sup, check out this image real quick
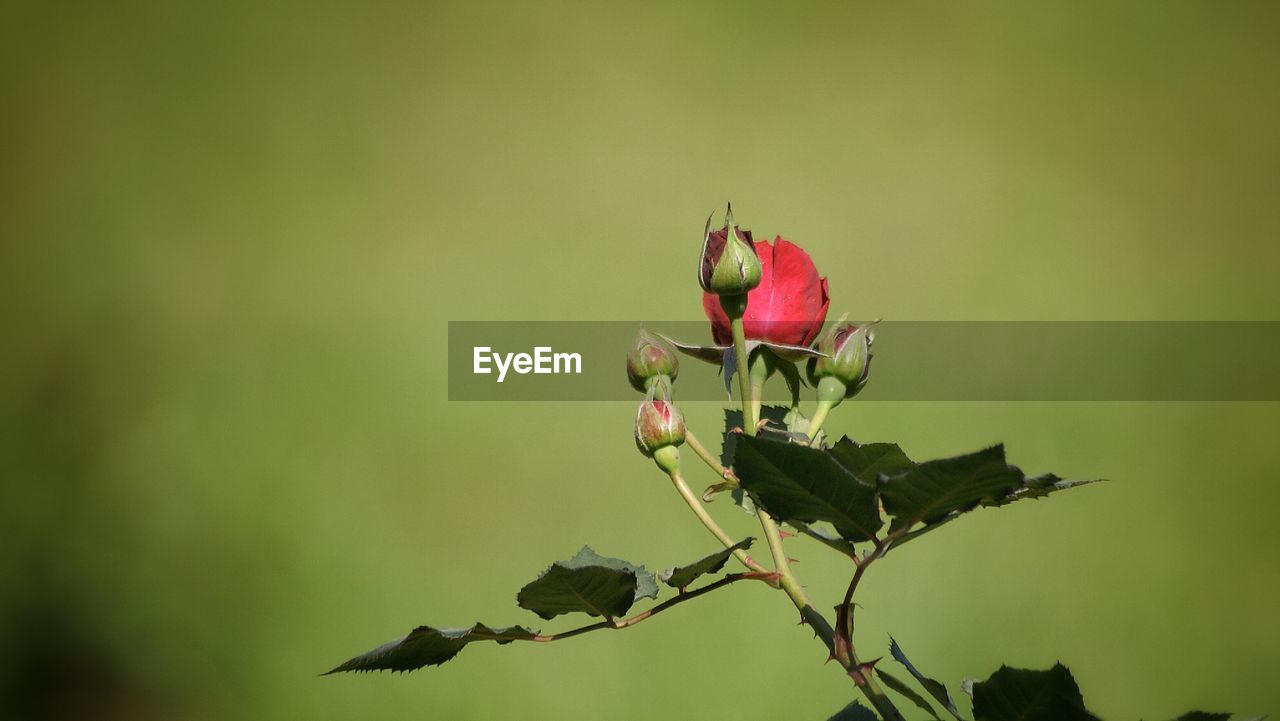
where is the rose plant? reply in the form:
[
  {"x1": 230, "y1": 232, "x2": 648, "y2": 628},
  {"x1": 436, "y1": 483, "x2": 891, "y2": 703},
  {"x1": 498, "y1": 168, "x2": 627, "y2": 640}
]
[{"x1": 327, "y1": 206, "x2": 1252, "y2": 721}]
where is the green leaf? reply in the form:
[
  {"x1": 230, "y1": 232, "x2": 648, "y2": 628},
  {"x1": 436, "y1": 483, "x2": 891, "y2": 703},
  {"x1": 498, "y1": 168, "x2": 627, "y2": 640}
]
[
  {"x1": 827, "y1": 700, "x2": 880, "y2": 721},
  {"x1": 829, "y1": 437, "x2": 915, "y2": 479},
  {"x1": 889, "y1": 637, "x2": 962, "y2": 719},
  {"x1": 1159, "y1": 715, "x2": 1233, "y2": 721},
  {"x1": 516, "y1": 546, "x2": 658, "y2": 620},
  {"x1": 659, "y1": 538, "x2": 754, "y2": 589},
  {"x1": 878, "y1": 668, "x2": 942, "y2": 720},
  {"x1": 881, "y1": 445, "x2": 1101, "y2": 540},
  {"x1": 325, "y1": 623, "x2": 535, "y2": 674},
  {"x1": 971, "y1": 664, "x2": 1101, "y2": 721},
  {"x1": 733, "y1": 434, "x2": 882, "y2": 542},
  {"x1": 722, "y1": 406, "x2": 792, "y2": 515}
]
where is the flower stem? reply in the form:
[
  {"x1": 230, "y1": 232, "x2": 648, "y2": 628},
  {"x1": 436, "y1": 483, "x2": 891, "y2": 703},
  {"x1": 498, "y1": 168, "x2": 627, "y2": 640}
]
[
  {"x1": 669, "y1": 470, "x2": 767, "y2": 574},
  {"x1": 807, "y1": 399, "x2": 834, "y2": 445},
  {"x1": 684, "y1": 429, "x2": 736, "y2": 483},
  {"x1": 727, "y1": 314, "x2": 903, "y2": 721},
  {"x1": 729, "y1": 316, "x2": 757, "y2": 431}
]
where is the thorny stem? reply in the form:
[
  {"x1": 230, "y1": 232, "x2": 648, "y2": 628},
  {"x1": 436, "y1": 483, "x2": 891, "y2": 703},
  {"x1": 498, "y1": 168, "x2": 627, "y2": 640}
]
[
  {"x1": 728, "y1": 312, "x2": 906, "y2": 721},
  {"x1": 668, "y1": 470, "x2": 768, "y2": 574}
]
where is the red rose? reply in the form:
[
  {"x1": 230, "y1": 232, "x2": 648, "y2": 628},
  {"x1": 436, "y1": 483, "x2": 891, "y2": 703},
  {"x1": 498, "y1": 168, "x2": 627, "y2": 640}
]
[{"x1": 701, "y1": 236, "x2": 829, "y2": 347}]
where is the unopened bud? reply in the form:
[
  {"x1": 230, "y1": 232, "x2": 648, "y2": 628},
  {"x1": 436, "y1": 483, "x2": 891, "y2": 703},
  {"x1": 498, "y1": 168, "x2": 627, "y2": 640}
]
[
  {"x1": 807, "y1": 323, "x2": 873, "y2": 403},
  {"x1": 634, "y1": 399, "x2": 686, "y2": 461},
  {"x1": 698, "y1": 204, "x2": 762, "y2": 297},
  {"x1": 626, "y1": 329, "x2": 679, "y2": 394}
]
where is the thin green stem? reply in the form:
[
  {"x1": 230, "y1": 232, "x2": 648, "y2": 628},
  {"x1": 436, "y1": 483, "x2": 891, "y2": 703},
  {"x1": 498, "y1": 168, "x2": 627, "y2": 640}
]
[
  {"x1": 807, "y1": 400, "x2": 834, "y2": 445},
  {"x1": 684, "y1": 429, "x2": 735, "y2": 483},
  {"x1": 749, "y1": 378, "x2": 765, "y2": 431},
  {"x1": 724, "y1": 314, "x2": 902, "y2": 721},
  {"x1": 730, "y1": 316, "x2": 757, "y2": 431},
  {"x1": 669, "y1": 471, "x2": 768, "y2": 574}
]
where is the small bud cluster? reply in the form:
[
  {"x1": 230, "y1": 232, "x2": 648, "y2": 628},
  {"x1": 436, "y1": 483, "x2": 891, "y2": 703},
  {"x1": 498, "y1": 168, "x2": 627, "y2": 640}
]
[
  {"x1": 629, "y1": 205, "x2": 874, "y2": 472},
  {"x1": 626, "y1": 328, "x2": 686, "y2": 472}
]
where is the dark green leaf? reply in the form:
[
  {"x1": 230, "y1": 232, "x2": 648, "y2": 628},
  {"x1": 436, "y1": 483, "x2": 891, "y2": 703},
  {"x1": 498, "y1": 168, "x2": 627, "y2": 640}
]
[
  {"x1": 881, "y1": 445, "x2": 1101, "y2": 540},
  {"x1": 829, "y1": 437, "x2": 915, "y2": 480},
  {"x1": 878, "y1": 668, "x2": 941, "y2": 720},
  {"x1": 1159, "y1": 714, "x2": 1232, "y2": 721},
  {"x1": 659, "y1": 538, "x2": 754, "y2": 589},
  {"x1": 721, "y1": 407, "x2": 793, "y2": 466},
  {"x1": 516, "y1": 546, "x2": 658, "y2": 620},
  {"x1": 971, "y1": 664, "x2": 1101, "y2": 721},
  {"x1": 890, "y1": 637, "x2": 962, "y2": 719},
  {"x1": 733, "y1": 434, "x2": 882, "y2": 542},
  {"x1": 982, "y1": 474, "x2": 1101, "y2": 508},
  {"x1": 325, "y1": 623, "x2": 534, "y2": 674},
  {"x1": 828, "y1": 700, "x2": 880, "y2": 721},
  {"x1": 881, "y1": 445, "x2": 1021, "y2": 533},
  {"x1": 722, "y1": 406, "x2": 791, "y2": 515}
]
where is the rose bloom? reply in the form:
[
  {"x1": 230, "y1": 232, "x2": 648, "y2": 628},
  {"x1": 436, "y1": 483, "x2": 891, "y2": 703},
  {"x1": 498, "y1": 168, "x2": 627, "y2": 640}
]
[{"x1": 702, "y1": 236, "x2": 829, "y2": 347}]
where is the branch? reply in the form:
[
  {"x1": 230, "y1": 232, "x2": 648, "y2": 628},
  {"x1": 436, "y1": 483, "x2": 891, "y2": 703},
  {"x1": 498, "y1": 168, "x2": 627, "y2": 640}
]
[{"x1": 520, "y1": 572, "x2": 773, "y2": 643}]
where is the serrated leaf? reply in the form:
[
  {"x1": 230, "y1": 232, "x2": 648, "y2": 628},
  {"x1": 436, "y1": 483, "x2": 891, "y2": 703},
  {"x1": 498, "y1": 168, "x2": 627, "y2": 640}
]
[
  {"x1": 516, "y1": 546, "x2": 658, "y2": 620},
  {"x1": 659, "y1": 538, "x2": 754, "y2": 589},
  {"x1": 733, "y1": 434, "x2": 882, "y2": 542},
  {"x1": 881, "y1": 445, "x2": 1021, "y2": 533},
  {"x1": 829, "y1": 437, "x2": 915, "y2": 479},
  {"x1": 325, "y1": 623, "x2": 535, "y2": 674},
  {"x1": 878, "y1": 668, "x2": 942, "y2": 720},
  {"x1": 881, "y1": 445, "x2": 1101, "y2": 540},
  {"x1": 971, "y1": 664, "x2": 1101, "y2": 721},
  {"x1": 722, "y1": 406, "x2": 792, "y2": 516},
  {"x1": 983, "y1": 474, "x2": 1102, "y2": 508},
  {"x1": 890, "y1": 637, "x2": 962, "y2": 719},
  {"x1": 828, "y1": 700, "x2": 880, "y2": 721}
]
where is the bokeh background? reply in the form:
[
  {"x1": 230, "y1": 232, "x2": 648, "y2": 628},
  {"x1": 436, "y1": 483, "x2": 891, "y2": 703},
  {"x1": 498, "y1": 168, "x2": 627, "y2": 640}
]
[{"x1": 3, "y1": 1, "x2": 1278, "y2": 719}]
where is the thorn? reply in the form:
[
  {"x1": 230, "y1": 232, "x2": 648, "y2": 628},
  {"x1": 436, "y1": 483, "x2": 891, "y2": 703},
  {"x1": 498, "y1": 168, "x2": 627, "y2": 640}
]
[
  {"x1": 824, "y1": 652, "x2": 836, "y2": 665},
  {"x1": 778, "y1": 529, "x2": 795, "y2": 539},
  {"x1": 787, "y1": 557, "x2": 800, "y2": 564}
]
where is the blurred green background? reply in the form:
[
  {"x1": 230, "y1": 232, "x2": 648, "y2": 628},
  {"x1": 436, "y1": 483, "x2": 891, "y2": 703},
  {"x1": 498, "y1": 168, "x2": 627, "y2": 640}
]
[{"x1": 3, "y1": 1, "x2": 1278, "y2": 719}]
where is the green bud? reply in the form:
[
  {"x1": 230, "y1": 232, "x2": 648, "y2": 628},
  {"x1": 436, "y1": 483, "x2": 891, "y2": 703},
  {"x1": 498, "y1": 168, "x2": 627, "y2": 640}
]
[
  {"x1": 698, "y1": 204, "x2": 762, "y2": 297},
  {"x1": 807, "y1": 323, "x2": 874, "y2": 401},
  {"x1": 626, "y1": 329, "x2": 679, "y2": 394},
  {"x1": 634, "y1": 399, "x2": 686, "y2": 459}
]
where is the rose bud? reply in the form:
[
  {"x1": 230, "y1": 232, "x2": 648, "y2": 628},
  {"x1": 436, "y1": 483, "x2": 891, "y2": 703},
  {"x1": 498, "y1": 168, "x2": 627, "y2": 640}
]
[
  {"x1": 702, "y1": 236, "x2": 829, "y2": 347},
  {"x1": 807, "y1": 322, "x2": 874, "y2": 405},
  {"x1": 698, "y1": 205, "x2": 763, "y2": 299},
  {"x1": 634, "y1": 399, "x2": 686, "y2": 473},
  {"x1": 626, "y1": 329, "x2": 679, "y2": 394}
]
